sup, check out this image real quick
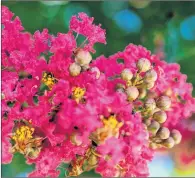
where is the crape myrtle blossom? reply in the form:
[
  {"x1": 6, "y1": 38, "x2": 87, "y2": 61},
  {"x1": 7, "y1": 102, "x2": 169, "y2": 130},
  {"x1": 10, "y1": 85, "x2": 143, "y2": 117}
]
[{"x1": 2, "y1": 6, "x2": 195, "y2": 177}]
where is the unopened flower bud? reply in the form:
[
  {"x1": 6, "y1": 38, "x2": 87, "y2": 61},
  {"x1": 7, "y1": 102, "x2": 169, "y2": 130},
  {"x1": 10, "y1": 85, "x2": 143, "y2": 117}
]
[
  {"x1": 75, "y1": 49, "x2": 92, "y2": 66},
  {"x1": 70, "y1": 133, "x2": 82, "y2": 146},
  {"x1": 144, "y1": 98, "x2": 156, "y2": 111},
  {"x1": 156, "y1": 96, "x2": 171, "y2": 110},
  {"x1": 75, "y1": 50, "x2": 92, "y2": 66},
  {"x1": 126, "y1": 86, "x2": 139, "y2": 101},
  {"x1": 153, "y1": 110, "x2": 167, "y2": 124},
  {"x1": 90, "y1": 67, "x2": 101, "y2": 79},
  {"x1": 170, "y1": 129, "x2": 182, "y2": 144},
  {"x1": 147, "y1": 120, "x2": 160, "y2": 135},
  {"x1": 144, "y1": 69, "x2": 158, "y2": 82},
  {"x1": 138, "y1": 88, "x2": 147, "y2": 99},
  {"x1": 69, "y1": 63, "x2": 81, "y2": 77},
  {"x1": 144, "y1": 81, "x2": 155, "y2": 89},
  {"x1": 162, "y1": 137, "x2": 175, "y2": 148},
  {"x1": 1, "y1": 93, "x2": 5, "y2": 100},
  {"x1": 143, "y1": 119, "x2": 151, "y2": 126},
  {"x1": 121, "y1": 69, "x2": 133, "y2": 81},
  {"x1": 137, "y1": 58, "x2": 151, "y2": 72},
  {"x1": 156, "y1": 127, "x2": 170, "y2": 139}
]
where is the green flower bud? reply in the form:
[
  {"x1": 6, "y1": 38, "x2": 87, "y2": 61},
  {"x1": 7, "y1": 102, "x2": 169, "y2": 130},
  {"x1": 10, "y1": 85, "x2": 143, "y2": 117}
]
[
  {"x1": 144, "y1": 69, "x2": 158, "y2": 82},
  {"x1": 1, "y1": 93, "x2": 5, "y2": 100},
  {"x1": 144, "y1": 81, "x2": 155, "y2": 89},
  {"x1": 126, "y1": 86, "x2": 139, "y2": 101},
  {"x1": 75, "y1": 50, "x2": 92, "y2": 66},
  {"x1": 138, "y1": 88, "x2": 147, "y2": 99},
  {"x1": 153, "y1": 110, "x2": 167, "y2": 124},
  {"x1": 170, "y1": 129, "x2": 182, "y2": 144},
  {"x1": 147, "y1": 120, "x2": 160, "y2": 135},
  {"x1": 144, "y1": 98, "x2": 156, "y2": 111},
  {"x1": 143, "y1": 119, "x2": 151, "y2": 126},
  {"x1": 162, "y1": 137, "x2": 175, "y2": 148},
  {"x1": 121, "y1": 69, "x2": 133, "y2": 81},
  {"x1": 69, "y1": 63, "x2": 81, "y2": 77},
  {"x1": 156, "y1": 127, "x2": 170, "y2": 139},
  {"x1": 156, "y1": 96, "x2": 171, "y2": 110},
  {"x1": 137, "y1": 58, "x2": 151, "y2": 72}
]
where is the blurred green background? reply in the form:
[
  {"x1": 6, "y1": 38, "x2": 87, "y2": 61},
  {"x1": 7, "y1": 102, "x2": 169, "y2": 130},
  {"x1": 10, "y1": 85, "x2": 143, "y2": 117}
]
[{"x1": 2, "y1": 0, "x2": 195, "y2": 177}]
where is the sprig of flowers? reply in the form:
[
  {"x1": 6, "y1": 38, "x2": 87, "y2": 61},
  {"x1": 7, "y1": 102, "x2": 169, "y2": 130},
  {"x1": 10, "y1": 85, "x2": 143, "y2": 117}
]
[{"x1": 2, "y1": 6, "x2": 195, "y2": 177}]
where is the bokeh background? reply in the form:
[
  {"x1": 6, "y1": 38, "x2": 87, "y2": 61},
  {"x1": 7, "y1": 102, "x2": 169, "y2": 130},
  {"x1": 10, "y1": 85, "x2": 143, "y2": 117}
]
[{"x1": 1, "y1": 1, "x2": 195, "y2": 177}]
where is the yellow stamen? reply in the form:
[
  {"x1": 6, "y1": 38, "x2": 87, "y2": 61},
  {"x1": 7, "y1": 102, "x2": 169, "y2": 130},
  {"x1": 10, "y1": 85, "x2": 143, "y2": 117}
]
[
  {"x1": 41, "y1": 72, "x2": 57, "y2": 90},
  {"x1": 90, "y1": 115, "x2": 123, "y2": 144},
  {"x1": 102, "y1": 115, "x2": 120, "y2": 129},
  {"x1": 72, "y1": 87, "x2": 86, "y2": 103},
  {"x1": 11, "y1": 124, "x2": 43, "y2": 159}
]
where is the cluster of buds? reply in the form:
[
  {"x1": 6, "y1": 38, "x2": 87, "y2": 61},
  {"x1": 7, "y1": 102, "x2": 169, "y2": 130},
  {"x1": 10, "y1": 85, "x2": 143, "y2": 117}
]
[
  {"x1": 143, "y1": 96, "x2": 182, "y2": 149},
  {"x1": 116, "y1": 58, "x2": 182, "y2": 150},
  {"x1": 118, "y1": 58, "x2": 157, "y2": 101},
  {"x1": 69, "y1": 49, "x2": 92, "y2": 77}
]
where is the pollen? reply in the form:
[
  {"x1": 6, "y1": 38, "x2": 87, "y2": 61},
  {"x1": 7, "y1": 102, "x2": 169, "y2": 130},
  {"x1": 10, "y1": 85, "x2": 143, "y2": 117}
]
[
  {"x1": 72, "y1": 87, "x2": 86, "y2": 103},
  {"x1": 11, "y1": 125, "x2": 34, "y2": 153},
  {"x1": 41, "y1": 72, "x2": 57, "y2": 90},
  {"x1": 90, "y1": 115, "x2": 123, "y2": 144},
  {"x1": 103, "y1": 115, "x2": 122, "y2": 129}
]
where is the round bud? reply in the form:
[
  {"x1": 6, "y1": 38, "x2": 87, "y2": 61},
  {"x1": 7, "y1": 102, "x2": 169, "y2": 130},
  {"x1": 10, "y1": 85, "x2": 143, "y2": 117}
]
[
  {"x1": 153, "y1": 110, "x2": 167, "y2": 124},
  {"x1": 90, "y1": 67, "x2": 101, "y2": 79},
  {"x1": 126, "y1": 86, "x2": 139, "y2": 101},
  {"x1": 144, "y1": 81, "x2": 155, "y2": 89},
  {"x1": 170, "y1": 129, "x2": 182, "y2": 144},
  {"x1": 1, "y1": 93, "x2": 5, "y2": 100},
  {"x1": 147, "y1": 120, "x2": 160, "y2": 136},
  {"x1": 137, "y1": 58, "x2": 151, "y2": 72},
  {"x1": 156, "y1": 127, "x2": 170, "y2": 139},
  {"x1": 121, "y1": 69, "x2": 133, "y2": 81},
  {"x1": 143, "y1": 119, "x2": 151, "y2": 126},
  {"x1": 70, "y1": 133, "x2": 82, "y2": 146},
  {"x1": 156, "y1": 96, "x2": 171, "y2": 110},
  {"x1": 163, "y1": 137, "x2": 175, "y2": 148},
  {"x1": 138, "y1": 88, "x2": 147, "y2": 99},
  {"x1": 144, "y1": 98, "x2": 156, "y2": 111},
  {"x1": 69, "y1": 63, "x2": 81, "y2": 77},
  {"x1": 75, "y1": 50, "x2": 92, "y2": 66},
  {"x1": 144, "y1": 69, "x2": 158, "y2": 82}
]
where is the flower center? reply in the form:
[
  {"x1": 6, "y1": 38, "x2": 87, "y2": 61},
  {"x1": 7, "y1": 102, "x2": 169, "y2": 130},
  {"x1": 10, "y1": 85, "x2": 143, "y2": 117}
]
[
  {"x1": 11, "y1": 124, "x2": 43, "y2": 159},
  {"x1": 12, "y1": 125, "x2": 34, "y2": 153},
  {"x1": 102, "y1": 115, "x2": 122, "y2": 129},
  {"x1": 41, "y1": 72, "x2": 57, "y2": 90},
  {"x1": 72, "y1": 87, "x2": 86, "y2": 103},
  {"x1": 90, "y1": 115, "x2": 123, "y2": 145}
]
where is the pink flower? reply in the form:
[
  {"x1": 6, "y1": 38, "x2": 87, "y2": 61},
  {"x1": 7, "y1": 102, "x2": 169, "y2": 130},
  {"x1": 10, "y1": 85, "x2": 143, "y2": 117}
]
[
  {"x1": 70, "y1": 12, "x2": 106, "y2": 53},
  {"x1": 2, "y1": 119, "x2": 14, "y2": 164}
]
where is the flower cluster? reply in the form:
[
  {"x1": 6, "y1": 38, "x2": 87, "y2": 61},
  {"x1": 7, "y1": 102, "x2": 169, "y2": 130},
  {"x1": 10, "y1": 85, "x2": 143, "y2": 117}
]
[{"x1": 2, "y1": 6, "x2": 195, "y2": 177}]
